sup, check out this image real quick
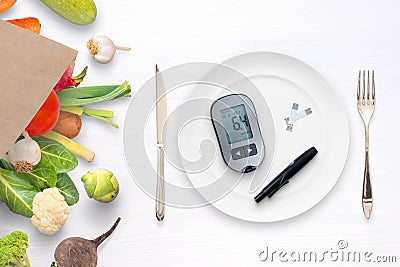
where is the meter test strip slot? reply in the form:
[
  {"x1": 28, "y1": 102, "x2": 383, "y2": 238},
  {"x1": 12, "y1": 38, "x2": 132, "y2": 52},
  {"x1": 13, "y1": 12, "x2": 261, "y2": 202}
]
[{"x1": 210, "y1": 94, "x2": 265, "y2": 173}]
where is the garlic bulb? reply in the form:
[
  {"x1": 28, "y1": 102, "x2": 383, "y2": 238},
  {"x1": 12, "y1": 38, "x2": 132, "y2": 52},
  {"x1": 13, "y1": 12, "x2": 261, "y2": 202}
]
[
  {"x1": 87, "y1": 35, "x2": 131, "y2": 64},
  {"x1": 8, "y1": 132, "x2": 41, "y2": 172}
]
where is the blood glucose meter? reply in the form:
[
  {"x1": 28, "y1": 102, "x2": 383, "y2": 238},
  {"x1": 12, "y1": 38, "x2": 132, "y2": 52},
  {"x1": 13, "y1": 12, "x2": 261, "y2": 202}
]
[{"x1": 210, "y1": 94, "x2": 265, "y2": 173}]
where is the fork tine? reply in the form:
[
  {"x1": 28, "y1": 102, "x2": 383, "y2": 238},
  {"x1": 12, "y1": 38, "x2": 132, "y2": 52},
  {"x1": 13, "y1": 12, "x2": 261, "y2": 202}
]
[
  {"x1": 372, "y1": 70, "x2": 375, "y2": 101},
  {"x1": 367, "y1": 70, "x2": 370, "y2": 100},
  {"x1": 357, "y1": 70, "x2": 361, "y2": 100},
  {"x1": 362, "y1": 70, "x2": 366, "y2": 100}
]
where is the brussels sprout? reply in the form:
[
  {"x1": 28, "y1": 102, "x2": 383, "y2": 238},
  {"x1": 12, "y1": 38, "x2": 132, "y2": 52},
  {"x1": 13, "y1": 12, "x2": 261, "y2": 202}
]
[{"x1": 81, "y1": 168, "x2": 119, "y2": 203}]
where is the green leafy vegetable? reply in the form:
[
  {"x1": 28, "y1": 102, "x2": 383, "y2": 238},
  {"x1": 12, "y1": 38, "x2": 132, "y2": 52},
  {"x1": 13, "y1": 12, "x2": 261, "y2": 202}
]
[
  {"x1": 0, "y1": 137, "x2": 80, "y2": 218},
  {"x1": 56, "y1": 173, "x2": 79, "y2": 206},
  {"x1": 0, "y1": 167, "x2": 78, "y2": 218},
  {"x1": 0, "y1": 158, "x2": 14, "y2": 171},
  {"x1": 0, "y1": 169, "x2": 38, "y2": 218},
  {"x1": 22, "y1": 162, "x2": 57, "y2": 190},
  {"x1": 34, "y1": 137, "x2": 78, "y2": 173}
]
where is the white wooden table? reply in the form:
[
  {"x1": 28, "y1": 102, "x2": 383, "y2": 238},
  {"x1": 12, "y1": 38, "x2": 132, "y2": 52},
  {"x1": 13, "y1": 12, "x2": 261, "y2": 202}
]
[{"x1": 0, "y1": 1, "x2": 399, "y2": 266}]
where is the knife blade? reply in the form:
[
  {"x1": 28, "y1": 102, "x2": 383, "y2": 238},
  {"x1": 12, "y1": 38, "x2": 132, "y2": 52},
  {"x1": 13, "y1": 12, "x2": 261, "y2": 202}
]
[{"x1": 155, "y1": 64, "x2": 166, "y2": 221}]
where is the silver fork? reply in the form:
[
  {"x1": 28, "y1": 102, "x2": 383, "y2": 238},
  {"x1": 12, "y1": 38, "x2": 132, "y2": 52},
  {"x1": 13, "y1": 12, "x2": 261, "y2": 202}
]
[{"x1": 357, "y1": 70, "x2": 375, "y2": 219}]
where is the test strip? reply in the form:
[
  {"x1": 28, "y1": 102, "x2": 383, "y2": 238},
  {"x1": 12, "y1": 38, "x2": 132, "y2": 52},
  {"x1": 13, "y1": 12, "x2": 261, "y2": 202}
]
[
  {"x1": 285, "y1": 105, "x2": 312, "y2": 132},
  {"x1": 295, "y1": 108, "x2": 312, "y2": 121},
  {"x1": 287, "y1": 103, "x2": 299, "y2": 125}
]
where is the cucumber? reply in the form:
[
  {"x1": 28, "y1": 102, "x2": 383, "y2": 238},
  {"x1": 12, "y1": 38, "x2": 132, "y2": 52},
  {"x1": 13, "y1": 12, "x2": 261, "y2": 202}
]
[{"x1": 40, "y1": 0, "x2": 97, "y2": 25}]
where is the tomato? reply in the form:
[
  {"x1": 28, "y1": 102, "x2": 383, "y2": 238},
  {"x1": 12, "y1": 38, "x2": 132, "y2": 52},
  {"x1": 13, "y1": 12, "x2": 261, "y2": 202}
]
[{"x1": 26, "y1": 90, "x2": 60, "y2": 136}]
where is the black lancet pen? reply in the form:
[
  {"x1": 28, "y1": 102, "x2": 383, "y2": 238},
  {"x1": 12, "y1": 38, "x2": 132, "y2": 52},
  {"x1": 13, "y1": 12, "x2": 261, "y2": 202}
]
[{"x1": 254, "y1": 147, "x2": 318, "y2": 203}]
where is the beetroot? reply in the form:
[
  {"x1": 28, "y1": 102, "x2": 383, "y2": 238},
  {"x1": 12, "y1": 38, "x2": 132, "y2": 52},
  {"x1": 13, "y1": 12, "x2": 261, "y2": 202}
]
[
  {"x1": 54, "y1": 66, "x2": 88, "y2": 93},
  {"x1": 53, "y1": 217, "x2": 121, "y2": 267}
]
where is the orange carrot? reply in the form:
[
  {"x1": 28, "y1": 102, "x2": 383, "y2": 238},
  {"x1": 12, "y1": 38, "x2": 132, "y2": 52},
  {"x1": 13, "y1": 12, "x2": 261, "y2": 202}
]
[
  {"x1": 6, "y1": 17, "x2": 41, "y2": 34},
  {"x1": 0, "y1": 0, "x2": 16, "y2": 14}
]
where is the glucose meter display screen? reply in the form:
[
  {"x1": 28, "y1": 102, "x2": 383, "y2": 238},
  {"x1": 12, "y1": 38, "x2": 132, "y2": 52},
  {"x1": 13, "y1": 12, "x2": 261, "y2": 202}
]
[{"x1": 220, "y1": 104, "x2": 253, "y2": 144}]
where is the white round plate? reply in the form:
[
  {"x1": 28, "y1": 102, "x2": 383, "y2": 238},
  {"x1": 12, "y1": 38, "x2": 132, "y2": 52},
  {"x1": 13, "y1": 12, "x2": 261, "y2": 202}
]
[{"x1": 178, "y1": 52, "x2": 349, "y2": 222}]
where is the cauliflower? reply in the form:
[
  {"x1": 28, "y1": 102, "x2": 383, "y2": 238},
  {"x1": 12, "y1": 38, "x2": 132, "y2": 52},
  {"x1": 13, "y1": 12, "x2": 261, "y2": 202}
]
[{"x1": 31, "y1": 188, "x2": 70, "y2": 235}]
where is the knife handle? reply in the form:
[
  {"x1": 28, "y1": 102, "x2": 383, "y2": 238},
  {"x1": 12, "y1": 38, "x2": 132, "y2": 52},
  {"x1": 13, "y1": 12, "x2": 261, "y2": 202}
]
[{"x1": 156, "y1": 146, "x2": 165, "y2": 221}]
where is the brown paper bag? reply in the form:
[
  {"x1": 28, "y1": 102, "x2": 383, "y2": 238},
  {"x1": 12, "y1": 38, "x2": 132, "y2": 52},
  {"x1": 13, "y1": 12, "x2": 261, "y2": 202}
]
[{"x1": 0, "y1": 20, "x2": 77, "y2": 156}]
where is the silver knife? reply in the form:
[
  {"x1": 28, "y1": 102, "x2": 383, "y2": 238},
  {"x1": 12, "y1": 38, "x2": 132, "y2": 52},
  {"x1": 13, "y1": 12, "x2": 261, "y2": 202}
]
[{"x1": 155, "y1": 64, "x2": 166, "y2": 221}]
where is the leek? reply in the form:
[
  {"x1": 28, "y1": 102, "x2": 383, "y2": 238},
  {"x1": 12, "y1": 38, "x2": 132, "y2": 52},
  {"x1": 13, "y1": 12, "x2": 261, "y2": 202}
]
[
  {"x1": 61, "y1": 106, "x2": 114, "y2": 118},
  {"x1": 60, "y1": 106, "x2": 117, "y2": 127},
  {"x1": 43, "y1": 131, "x2": 95, "y2": 162},
  {"x1": 60, "y1": 106, "x2": 84, "y2": 115},
  {"x1": 89, "y1": 114, "x2": 119, "y2": 128},
  {"x1": 82, "y1": 108, "x2": 114, "y2": 118},
  {"x1": 58, "y1": 85, "x2": 120, "y2": 99},
  {"x1": 58, "y1": 81, "x2": 131, "y2": 104},
  {"x1": 57, "y1": 81, "x2": 130, "y2": 129}
]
